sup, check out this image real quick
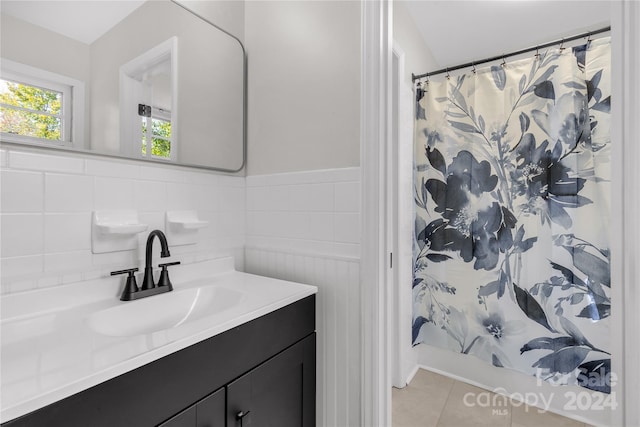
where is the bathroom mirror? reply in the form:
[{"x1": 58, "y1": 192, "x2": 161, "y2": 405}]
[{"x1": 0, "y1": 0, "x2": 245, "y2": 172}]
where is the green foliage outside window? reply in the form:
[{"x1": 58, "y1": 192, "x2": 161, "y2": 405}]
[
  {"x1": 0, "y1": 80, "x2": 62, "y2": 140},
  {"x1": 142, "y1": 117, "x2": 171, "y2": 158}
]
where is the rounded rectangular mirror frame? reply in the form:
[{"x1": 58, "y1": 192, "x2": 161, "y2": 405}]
[{"x1": 0, "y1": 0, "x2": 247, "y2": 173}]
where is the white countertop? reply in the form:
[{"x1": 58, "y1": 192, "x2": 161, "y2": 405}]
[{"x1": 0, "y1": 258, "x2": 317, "y2": 423}]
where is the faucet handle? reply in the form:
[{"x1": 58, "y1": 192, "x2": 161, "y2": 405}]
[
  {"x1": 110, "y1": 267, "x2": 139, "y2": 276},
  {"x1": 158, "y1": 261, "x2": 180, "y2": 269},
  {"x1": 157, "y1": 261, "x2": 180, "y2": 289},
  {"x1": 111, "y1": 268, "x2": 140, "y2": 301}
]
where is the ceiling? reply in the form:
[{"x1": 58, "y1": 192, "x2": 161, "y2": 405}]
[
  {"x1": 1, "y1": 1, "x2": 145, "y2": 45},
  {"x1": 404, "y1": 1, "x2": 612, "y2": 69},
  {"x1": 1, "y1": 0, "x2": 611, "y2": 64}
]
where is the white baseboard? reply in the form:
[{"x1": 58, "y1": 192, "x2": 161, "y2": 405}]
[{"x1": 414, "y1": 345, "x2": 611, "y2": 427}]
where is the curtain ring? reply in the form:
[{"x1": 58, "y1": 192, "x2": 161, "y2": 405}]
[
  {"x1": 501, "y1": 57, "x2": 506, "y2": 67},
  {"x1": 471, "y1": 62, "x2": 477, "y2": 74},
  {"x1": 535, "y1": 46, "x2": 540, "y2": 59},
  {"x1": 446, "y1": 68, "x2": 450, "y2": 80},
  {"x1": 560, "y1": 38, "x2": 565, "y2": 51},
  {"x1": 587, "y1": 32, "x2": 593, "y2": 43}
]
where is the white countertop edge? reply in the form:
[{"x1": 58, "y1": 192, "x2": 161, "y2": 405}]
[{"x1": 1, "y1": 286, "x2": 317, "y2": 423}]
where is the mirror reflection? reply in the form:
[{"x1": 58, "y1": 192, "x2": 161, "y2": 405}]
[{"x1": 0, "y1": 0, "x2": 245, "y2": 171}]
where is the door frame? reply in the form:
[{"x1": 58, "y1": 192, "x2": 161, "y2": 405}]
[
  {"x1": 610, "y1": 2, "x2": 640, "y2": 426},
  {"x1": 361, "y1": 1, "x2": 640, "y2": 426},
  {"x1": 360, "y1": 0, "x2": 392, "y2": 425}
]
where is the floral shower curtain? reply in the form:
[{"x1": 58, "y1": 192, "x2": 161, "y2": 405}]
[{"x1": 412, "y1": 38, "x2": 611, "y2": 392}]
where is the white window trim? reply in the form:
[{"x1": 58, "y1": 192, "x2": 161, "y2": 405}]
[
  {"x1": 119, "y1": 37, "x2": 178, "y2": 162},
  {"x1": 142, "y1": 111, "x2": 172, "y2": 160},
  {"x1": 0, "y1": 58, "x2": 85, "y2": 148}
]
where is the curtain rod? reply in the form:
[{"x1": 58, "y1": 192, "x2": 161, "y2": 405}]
[{"x1": 411, "y1": 26, "x2": 611, "y2": 82}]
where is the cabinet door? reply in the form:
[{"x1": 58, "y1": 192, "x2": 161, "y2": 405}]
[
  {"x1": 158, "y1": 387, "x2": 225, "y2": 427},
  {"x1": 226, "y1": 333, "x2": 315, "y2": 427},
  {"x1": 158, "y1": 406, "x2": 196, "y2": 427},
  {"x1": 196, "y1": 387, "x2": 225, "y2": 427}
]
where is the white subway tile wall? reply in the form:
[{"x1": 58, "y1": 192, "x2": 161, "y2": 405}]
[
  {"x1": 1, "y1": 156, "x2": 362, "y2": 427},
  {"x1": 0, "y1": 148, "x2": 246, "y2": 294},
  {"x1": 245, "y1": 248, "x2": 361, "y2": 427},
  {"x1": 245, "y1": 167, "x2": 361, "y2": 259},
  {"x1": 244, "y1": 167, "x2": 362, "y2": 427}
]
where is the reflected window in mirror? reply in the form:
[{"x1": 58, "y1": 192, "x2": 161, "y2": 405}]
[
  {"x1": 0, "y1": 0, "x2": 245, "y2": 172},
  {"x1": 120, "y1": 36, "x2": 177, "y2": 162},
  {"x1": 141, "y1": 106, "x2": 172, "y2": 159},
  {"x1": 0, "y1": 59, "x2": 84, "y2": 148}
]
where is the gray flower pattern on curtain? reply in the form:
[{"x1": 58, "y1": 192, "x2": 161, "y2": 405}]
[{"x1": 413, "y1": 38, "x2": 611, "y2": 393}]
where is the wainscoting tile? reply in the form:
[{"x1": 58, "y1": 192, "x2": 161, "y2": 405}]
[
  {"x1": 44, "y1": 213, "x2": 91, "y2": 253},
  {"x1": 94, "y1": 177, "x2": 136, "y2": 210},
  {"x1": 139, "y1": 165, "x2": 186, "y2": 183},
  {"x1": 332, "y1": 242, "x2": 360, "y2": 259},
  {"x1": 1, "y1": 170, "x2": 43, "y2": 213},
  {"x1": 9, "y1": 151, "x2": 84, "y2": 174},
  {"x1": 184, "y1": 170, "x2": 219, "y2": 186},
  {"x1": 134, "y1": 180, "x2": 167, "y2": 212},
  {"x1": 218, "y1": 185, "x2": 245, "y2": 212},
  {"x1": 288, "y1": 183, "x2": 334, "y2": 212},
  {"x1": 1, "y1": 255, "x2": 43, "y2": 279},
  {"x1": 305, "y1": 213, "x2": 334, "y2": 241},
  {"x1": 44, "y1": 251, "x2": 93, "y2": 273},
  {"x1": 0, "y1": 214, "x2": 43, "y2": 257},
  {"x1": 166, "y1": 182, "x2": 200, "y2": 211},
  {"x1": 45, "y1": 173, "x2": 93, "y2": 212},
  {"x1": 246, "y1": 167, "x2": 360, "y2": 187},
  {"x1": 86, "y1": 159, "x2": 140, "y2": 179},
  {"x1": 244, "y1": 246, "x2": 361, "y2": 427},
  {"x1": 334, "y1": 213, "x2": 360, "y2": 243},
  {"x1": 196, "y1": 184, "x2": 219, "y2": 212},
  {"x1": 217, "y1": 212, "x2": 245, "y2": 238},
  {"x1": 334, "y1": 181, "x2": 360, "y2": 212}
]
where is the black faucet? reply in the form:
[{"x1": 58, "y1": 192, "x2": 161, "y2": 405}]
[
  {"x1": 142, "y1": 230, "x2": 171, "y2": 290},
  {"x1": 111, "y1": 230, "x2": 180, "y2": 301}
]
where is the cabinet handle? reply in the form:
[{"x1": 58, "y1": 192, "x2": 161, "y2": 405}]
[{"x1": 236, "y1": 410, "x2": 250, "y2": 426}]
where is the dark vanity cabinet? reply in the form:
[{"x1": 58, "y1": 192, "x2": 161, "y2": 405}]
[
  {"x1": 159, "y1": 387, "x2": 225, "y2": 427},
  {"x1": 3, "y1": 296, "x2": 316, "y2": 427},
  {"x1": 226, "y1": 333, "x2": 315, "y2": 426},
  {"x1": 159, "y1": 334, "x2": 315, "y2": 427}
]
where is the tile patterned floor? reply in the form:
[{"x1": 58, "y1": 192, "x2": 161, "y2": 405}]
[{"x1": 392, "y1": 369, "x2": 590, "y2": 427}]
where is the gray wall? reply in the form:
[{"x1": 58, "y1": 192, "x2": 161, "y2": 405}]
[
  {"x1": 178, "y1": 0, "x2": 245, "y2": 45},
  {"x1": 0, "y1": 13, "x2": 92, "y2": 146},
  {"x1": 393, "y1": 1, "x2": 439, "y2": 86},
  {"x1": 89, "y1": 1, "x2": 244, "y2": 169},
  {"x1": 244, "y1": 0, "x2": 361, "y2": 176},
  {"x1": 0, "y1": 14, "x2": 91, "y2": 87}
]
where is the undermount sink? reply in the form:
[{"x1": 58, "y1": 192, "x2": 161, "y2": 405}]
[{"x1": 87, "y1": 286, "x2": 244, "y2": 337}]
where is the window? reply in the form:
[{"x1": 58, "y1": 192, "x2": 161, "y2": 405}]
[
  {"x1": 141, "y1": 106, "x2": 172, "y2": 159},
  {"x1": 120, "y1": 37, "x2": 177, "y2": 162},
  {"x1": 0, "y1": 59, "x2": 84, "y2": 147}
]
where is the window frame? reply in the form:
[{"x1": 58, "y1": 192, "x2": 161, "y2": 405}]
[
  {"x1": 0, "y1": 59, "x2": 85, "y2": 148},
  {"x1": 141, "y1": 106, "x2": 173, "y2": 160},
  {"x1": 119, "y1": 37, "x2": 178, "y2": 163}
]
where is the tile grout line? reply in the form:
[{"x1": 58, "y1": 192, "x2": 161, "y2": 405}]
[{"x1": 434, "y1": 378, "x2": 456, "y2": 427}]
